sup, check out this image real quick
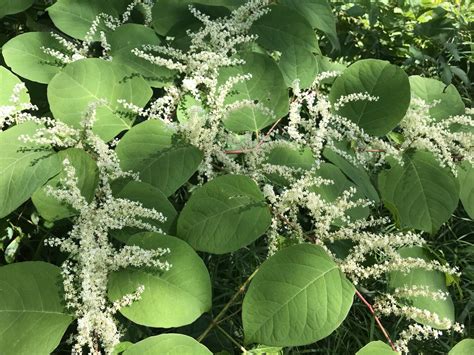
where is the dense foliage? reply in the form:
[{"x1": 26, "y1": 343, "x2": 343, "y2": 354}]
[{"x1": 0, "y1": 1, "x2": 472, "y2": 354}]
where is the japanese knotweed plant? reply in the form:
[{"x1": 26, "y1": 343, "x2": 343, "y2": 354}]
[{"x1": 0, "y1": 0, "x2": 472, "y2": 354}]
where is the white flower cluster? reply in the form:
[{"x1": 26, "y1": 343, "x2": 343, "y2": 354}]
[
  {"x1": 0, "y1": 83, "x2": 38, "y2": 129},
  {"x1": 398, "y1": 98, "x2": 474, "y2": 175}
]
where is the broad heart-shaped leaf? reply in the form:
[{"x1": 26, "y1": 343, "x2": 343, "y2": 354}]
[
  {"x1": 378, "y1": 150, "x2": 460, "y2": 234},
  {"x1": 32, "y1": 148, "x2": 99, "y2": 221},
  {"x1": 264, "y1": 145, "x2": 315, "y2": 186},
  {"x1": 242, "y1": 244, "x2": 355, "y2": 346},
  {"x1": 0, "y1": 262, "x2": 74, "y2": 354},
  {"x1": 310, "y1": 163, "x2": 370, "y2": 223},
  {"x1": 151, "y1": 0, "x2": 242, "y2": 36},
  {"x1": 47, "y1": 0, "x2": 130, "y2": 40},
  {"x1": 323, "y1": 145, "x2": 379, "y2": 203},
  {"x1": 2, "y1": 32, "x2": 64, "y2": 84},
  {"x1": 458, "y1": 161, "x2": 474, "y2": 219},
  {"x1": 48, "y1": 58, "x2": 152, "y2": 141},
  {"x1": 280, "y1": 0, "x2": 339, "y2": 51},
  {"x1": 409, "y1": 76, "x2": 465, "y2": 121},
  {"x1": 0, "y1": 66, "x2": 30, "y2": 106},
  {"x1": 177, "y1": 174, "x2": 272, "y2": 254},
  {"x1": 117, "y1": 121, "x2": 202, "y2": 196},
  {"x1": 0, "y1": 122, "x2": 61, "y2": 218},
  {"x1": 111, "y1": 181, "x2": 178, "y2": 242},
  {"x1": 449, "y1": 339, "x2": 474, "y2": 355},
  {"x1": 356, "y1": 341, "x2": 397, "y2": 355},
  {"x1": 389, "y1": 247, "x2": 455, "y2": 329},
  {"x1": 329, "y1": 59, "x2": 411, "y2": 136},
  {"x1": 123, "y1": 334, "x2": 212, "y2": 355},
  {"x1": 278, "y1": 46, "x2": 319, "y2": 89},
  {"x1": 251, "y1": 5, "x2": 320, "y2": 55},
  {"x1": 219, "y1": 52, "x2": 289, "y2": 132},
  {"x1": 109, "y1": 24, "x2": 176, "y2": 88},
  {"x1": 108, "y1": 233, "x2": 212, "y2": 328},
  {"x1": 0, "y1": 0, "x2": 34, "y2": 18}
]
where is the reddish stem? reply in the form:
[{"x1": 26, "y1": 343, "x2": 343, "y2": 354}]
[
  {"x1": 355, "y1": 289, "x2": 397, "y2": 352},
  {"x1": 224, "y1": 117, "x2": 283, "y2": 154}
]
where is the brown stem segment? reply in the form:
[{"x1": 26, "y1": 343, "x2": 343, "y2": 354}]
[{"x1": 355, "y1": 289, "x2": 397, "y2": 352}]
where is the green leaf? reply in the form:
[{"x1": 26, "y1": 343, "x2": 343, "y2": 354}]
[
  {"x1": 449, "y1": 339, "x2": 474, "y2": 355},
  {"x1": 278, "y1": 46, "x2": 318, "y2": 89},
  {"x1": 32, "y1": 148, "x2": 99, "y2": 221},
  {"x1": 378, "y1": 151, "x2": 459, "y2": 233},
  {"x1": 0, "y1": 261, "x2": 74, "y2": 354},
  {"x1": 389, "y1": 247, "x2": 455, "y2": 329},
  {"x1": 108, "y1": 233, "x2": 212, "y2": 328},
  {"x1": 310, "y1": 163, "x2": 370, "y2": 223},
  {"x1": 264, "y1": 146, "x2": 315, "y2": 186},
  {"x1": 458, "y1": 161, "x2": 474, "y2": 219},
  {"x1": 219, "y1": 52, "x2": 289, "y2": 132},
  {"x1": 0, "y1": 122, "x2": 61, "y2": 218},
  {"x1": 323, "y1": 146, "x2": 379, "y2": 203},
  {"x1": 112, "y1": 181, "x2": 178, "y2": 241},
  {"x1": 123, "y1": 334, "x2": 212, "y2": 355},
  {"x1": 117, "y1": 123, "x2": 202, "y2": 196},
  {"x1": 151, "y1": 0, "x2": 242, "y2": 36},
  {"x1": 0, "y1": 0, "x2": 34, "y2": 18},
  {"x1": 329, "y1": 59, "x2": 411, "y2": 136},
  {"x1": 356, "y1": 341, "x2": 397, "y2": 355},
  {"x1": 279, "y1": 0, "x2": 339, "y2": 51},
  {"x1": 178, "y1": 174, "x2": 272, "y2": 254},
  {"x1": 0, "y1": 66, "x2": 30, "y2": 106},
  {"x1": 48, "y1": 58, "x2": 152, "y2": 141},
  {"x1": 109, "y1": 24, "x2": 176, "y2": 88},
  {"x1": 251, "y1": 5, "x2": 320, "y2": 55},
  {"x1": 47, "y1": 0, "x2": 130, "y2": 40},
  {"x1": 409, "y1": 76, "x2": 465, "y2": 121},
  {"x1": 2, "y1": 32, "x2": 64, "y2": 84},
  {"x1": 242, "y1": 244, "x2": 354, "y2": 346}
]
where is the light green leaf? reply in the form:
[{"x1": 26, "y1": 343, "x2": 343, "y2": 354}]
[
  {"x1": 32, "y1": 148, "x2": 99, "y2": 221},
  {"x1": 0, "y1": 261, "x2": 74, "y2": 354},
  {"x1": 219, "y1": 52, "x2": 289, "y2": 132},
  {"x1": 48, "y1": 58, "x2": 152, "y2": 141},
  {"x1": 178, "y1": 174, "x2": 272, "y2": 254},
  {"x1": 2, "y1": 32, "x2": 64, "y2": 84},
  {"x1": 117, "y1": 123, "x2": 202, "y2": 196},
  {"x1": 47, "y1": 0, "x2": 130, "y2": 40},
  {"x1": 389, "y1": 247, "x2": 455, "y2": 329},
  {"x1": 264, "y1": 146, "x2": 315, "y2": 186},
  {"x1": 243, "y1": 244, "x2": 354, "y2": 346},
  {"x1": 278, "y1": 46, "x2": 318, "y2": 89},
  {"x1": 310, "y1": 163, "x2": 370, "y2": 223},
  {"x1": 378, "y1": 151, "x2": 459, "y2": 233},
  {"x1": 0, "y1": 0, "x2": 34, "y2": 18},
  {"x1": 409, "y1": 76, "x2": 465, "y2": 121},
  {"x1": 109, "y1": 24, "x2": 176, "y2": 88},
  {"x1": 356, "y1": 341, "x2": 397, "y2": 355},
  {"x1": 449, "y1": 339, "x2": 474, "y2": 355},
  {"x1": 0, "y1": 122, "x2": 61, "y2": 218},
  {"x1": 0, "y1": 66, "x2": 30, "y2": 106},
  {"x1": 323, "y1": 145, "x2": 379, "y2": 203},
  {"x1": 251, "y1": 5, "x2": 320, "y2": 55},
  {"x1": 329, "y1": 59, "x2": 411, "y2": 136},
  {"x1": 458, "y1": 161, "x2": 474, "y2": 219},
  {"x1": 280, "y1": 0, "x2": 339, "y2": 51},
  {"x1": 108, "y1": 233, "x2": 212, "y2": 328},
  {"x1": 123, "y1": 334, "x2": 212, "y2": 355},
  {"x1": 112, "y1": 181, "x2": 178, "y2": 241}
]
